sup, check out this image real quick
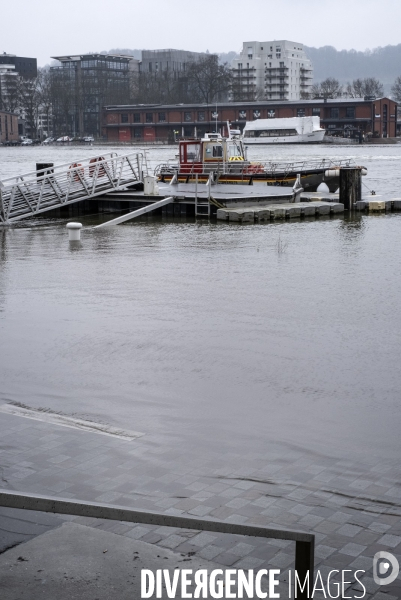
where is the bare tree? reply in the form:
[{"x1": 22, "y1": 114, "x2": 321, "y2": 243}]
[
  {"x1": 186, "y1": 55, "x2": 232, "y2": 104},
  {"x1": 36, "y1": 69, "x2": 53, "y2": 137},
  {"x1": 391, "y1": 76, "x2": 401, "y2": 101},
  {"x1": 19, "y1": 76, "x2": 42, "y2": 138},
  {"x1": 345, "y1": 77, "x2": 383, "y2": 98},
  {"x1": 311, "y1": 78, "x2": 343, "y2": 99}
]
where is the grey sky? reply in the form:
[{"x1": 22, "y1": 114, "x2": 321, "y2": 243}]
[{"x1": 2, "y1": 0, "x2": 400, "y2": 66}]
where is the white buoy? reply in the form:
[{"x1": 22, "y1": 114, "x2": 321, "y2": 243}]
[
  {"x1": 317, "y1": 182, "x2": 330, "y2": 193},
  {"x1": 66, "y1": 222, "x2": 82, "y2": 241}
]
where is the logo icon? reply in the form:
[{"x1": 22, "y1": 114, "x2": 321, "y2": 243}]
[{"x1": 373, "y1": 551, "x2": 399, "y2": 585}]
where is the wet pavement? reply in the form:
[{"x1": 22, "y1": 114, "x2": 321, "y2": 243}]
[{"x1": 0, "y1": 408, "x2": 400, "y2": 598}]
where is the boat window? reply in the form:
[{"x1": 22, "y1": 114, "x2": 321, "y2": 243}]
[
  {"x1": 250, "y1": 129, "x2": 298, "y2": 138},
  {"x1": 212, "y1": 145, "x2": 223, "y2": 157},
  {"x1": 186, "y1": 144, "x2": 201, "y2": 162},
  {"x1": 227, "y1": 143, "x2": 243, "y2": 157}
]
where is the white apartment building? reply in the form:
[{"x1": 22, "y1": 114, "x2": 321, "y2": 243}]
[{"x1": 231, "y1": 40, "x2": 313, "y2": 101}]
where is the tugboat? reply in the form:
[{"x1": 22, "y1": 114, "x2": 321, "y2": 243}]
[{"x1": 155, "y1": 131, "x2": 362, "y2": 192}]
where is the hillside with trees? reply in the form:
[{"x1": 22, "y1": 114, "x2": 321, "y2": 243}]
[{"x1": 304, "y1": 44, "x2": 401, "y2": 87}]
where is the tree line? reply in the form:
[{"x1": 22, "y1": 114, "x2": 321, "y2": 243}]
[{"x1": 300, "y1": 76, "x2": 401, "y2": 101}]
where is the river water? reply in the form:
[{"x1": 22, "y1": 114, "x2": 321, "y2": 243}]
[{"x1": 0, "y1": 143, "x2": 400, "y2": 516}]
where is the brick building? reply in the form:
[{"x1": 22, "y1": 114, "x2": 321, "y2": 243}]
[
  {"x1": 103, "y1": 97, "x2": 397, "y2": 142},
  {"x1": 0, "y1": 110, "x2": 19, "y2": 144}
]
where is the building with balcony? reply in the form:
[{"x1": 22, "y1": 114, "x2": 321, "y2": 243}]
[
  {"x1": 102, "y1": 97, "x2": 397, "y2": 142},
  {"x1": 231, "y1": 40, "x2": 313, "y2": 102},
  {"x1": 0, "y1": 53, "x2": 37, "y2": 79}
]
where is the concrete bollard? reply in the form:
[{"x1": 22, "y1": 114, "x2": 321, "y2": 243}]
[{"x1": 66, "y1": 222, "x2": 82, "y2": 241}]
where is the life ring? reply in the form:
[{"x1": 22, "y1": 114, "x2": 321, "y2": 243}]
[
  {"x1": 229, "y1": 156, "x2": 244, "y2": 161},
  {"x1": 68, "y1": 163, "x2": 84, "y2": 182},
  {"x1": 89, "y1": 156, "x2": 106, "y2": 177},
  {"x1": 245, "y1": 163, "x2": 264, "y2": 174}
]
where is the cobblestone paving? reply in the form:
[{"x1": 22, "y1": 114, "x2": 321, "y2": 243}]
[{"x1": 0, "y1": 411, "x2": 400, "y2": 599}]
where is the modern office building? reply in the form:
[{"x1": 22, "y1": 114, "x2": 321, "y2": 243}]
[
  {"x1": 231, "y1": 40, "x2": 313, "y2": 101},
  {"x1": 141, "y1": 49, "x2": 207, "y2": 76},
  {"x1": 0, "y1": 53, "x2": 37, "y2": 78},
  {"x1": 50, "y1": 53, "x2": 139, "y2": 136}
]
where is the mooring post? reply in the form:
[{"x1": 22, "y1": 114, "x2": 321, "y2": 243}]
[
  {"x1": 295, "y1": 538, "x2": 315, "y2": 600},
  {"x1": 339, "y1": 167, "x2": 362, "y2": 210}
]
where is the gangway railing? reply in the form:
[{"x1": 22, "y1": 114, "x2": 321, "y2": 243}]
[
  {"x1": 154, "y1": 157, "x2": 356, "y2": 179},
  {"x1": 0, "y1": 489, "x2": 315, "y2": 600},
  {"x1": 0, "y1": 152, "x2": 148, "y2": 225}
]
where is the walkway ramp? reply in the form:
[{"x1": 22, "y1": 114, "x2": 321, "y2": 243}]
[{"x1": 0, "y1": 152, "x2": 147, "y2": 225}]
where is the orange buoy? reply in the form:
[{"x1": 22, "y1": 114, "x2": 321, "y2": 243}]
[
  {"x1": 89, "y1": 156, "x2": 106, "y2": 177},
  {"x1": 68, "y1": 163, "x2": 84, "y2": 182}
]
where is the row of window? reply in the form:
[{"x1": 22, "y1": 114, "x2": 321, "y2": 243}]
[
  {"x1": 117, "y1": 106, "x2": 357, "y2": 124},
  {"x1": 246, "y1": 129, "x2": 298, "y2": 138}
]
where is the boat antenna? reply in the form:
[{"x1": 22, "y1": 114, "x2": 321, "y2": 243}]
[{"x1": 215, "y1": 102, "x2": 218, "y2": 133}]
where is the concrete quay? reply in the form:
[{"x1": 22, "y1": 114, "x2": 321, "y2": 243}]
[{"x1": 217, "y1": 202, "x2": 344, "y2": 223}]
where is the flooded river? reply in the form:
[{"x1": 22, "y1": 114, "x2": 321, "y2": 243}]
[{"x1": 0, "y1": 143, "x2": 400, "y2": 515}]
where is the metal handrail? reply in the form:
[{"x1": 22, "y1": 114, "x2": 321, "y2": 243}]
[
  {"x1": 0, "y1": 489, "x2": 314, "y2": 599},
  {"x1": 0, "y1": 152, "x2": 148, "y2": 225}
]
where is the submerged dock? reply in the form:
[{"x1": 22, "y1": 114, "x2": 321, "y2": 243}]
[{"x1": 216, "y1": 201, "x2": 344, "y2": 222}]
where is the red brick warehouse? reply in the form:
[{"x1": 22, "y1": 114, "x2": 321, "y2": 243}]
[{"x1": 102, "y1": 97, "x2": 397, "y2": 142}]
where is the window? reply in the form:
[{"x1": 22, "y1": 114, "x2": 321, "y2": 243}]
[
  {"x1": 184, "y1": 112, "x2": 192, "y2": 122},
  {"x1": 133, "y1": 113, "x2": 140, "y2": 123},
  {"x1": 186, "y1": 143, "x2": 201, "y2": 162},
  {"x1": 312, "y1": 108, "x2": 321, "y2": 116},
  {"x1": 158, "y1": 112, "x2": 166, "y2": 122},
  {"x1": 297, "y1": 108, "x2": 305, "y2": 117},
  {"x1": 133, "y1": 128, "x2": 142, "y2": 138},
  {"x1": 212, "y1": 145, "x2": 223, "y2": 157},
  {"x1": 145, "y1": 113, "x2": 153, "y2": 123},
  {"x1": 121, "y1": 114, "x2": 128, "y2": 123},
  {"x1": 330, "y1": 108, "x2": 339, "y2": 119},
  {"x1": 197, "y1": 111, "x2": 205, "y2": 121},
  {"x1": 346, "y1": 107, "x2": 355, "y2": 119}
]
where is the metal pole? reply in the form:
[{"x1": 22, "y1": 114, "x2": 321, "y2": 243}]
[{"x1": 295, "y1": 539, "x2": 315, "y2": 600}]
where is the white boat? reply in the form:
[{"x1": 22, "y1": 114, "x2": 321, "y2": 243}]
[{"x1": 243, "y1": 116, "x2": 325, "y2": 144}]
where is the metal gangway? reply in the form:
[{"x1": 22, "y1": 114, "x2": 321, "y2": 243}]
[{"x1": 0, "y1": 152, "x2": 148, "y2": 225}]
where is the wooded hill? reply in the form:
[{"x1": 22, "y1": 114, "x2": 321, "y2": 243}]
[{"x1": 304, "y1": 44, "x2": 401, "y2": 85}]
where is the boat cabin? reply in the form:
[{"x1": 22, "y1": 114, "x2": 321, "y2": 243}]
[{"x1": 179, "y1": 133, "x2": 246, "y2": 174}]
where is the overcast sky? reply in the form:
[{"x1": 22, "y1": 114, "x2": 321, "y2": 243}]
[{"x1": 2, "y1": 0, "x2": 400, "y2": 66}]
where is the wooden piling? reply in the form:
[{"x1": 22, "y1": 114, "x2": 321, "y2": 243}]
[{"x1": 339, "y1": 168, "x2": 362, "y2": 210}]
